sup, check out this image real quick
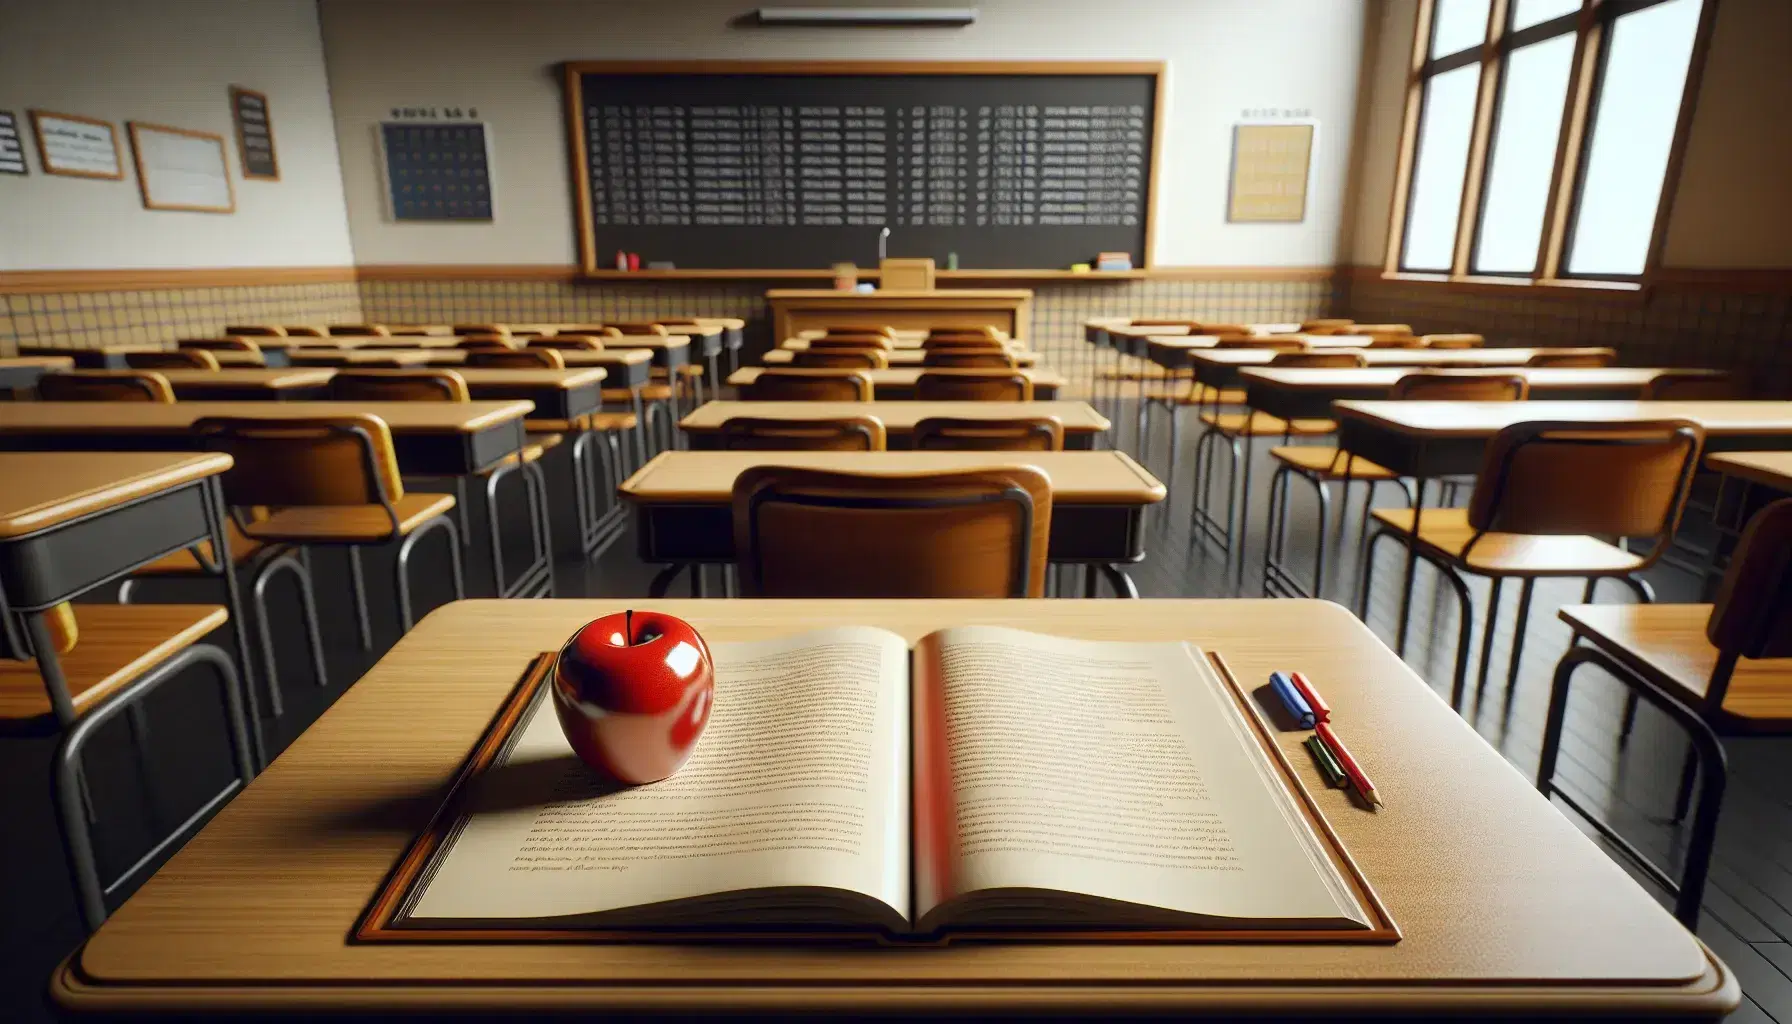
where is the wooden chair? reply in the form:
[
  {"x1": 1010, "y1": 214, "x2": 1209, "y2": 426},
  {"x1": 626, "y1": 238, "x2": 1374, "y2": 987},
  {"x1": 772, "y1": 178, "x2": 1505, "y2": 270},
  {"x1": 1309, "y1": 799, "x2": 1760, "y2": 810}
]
[
  {"x1": 823, "y1": 324, "x2": 895, "y2": 339},
  {"x1": 732, "y1": 466, "x2": 1052, "y2": 598},
  {"x1": 1526, "y1": 348, "x2": 1615, "y2": 367},
  {"x1": 457, "y1": 335, "x2": 517, "y2": 351},
  {"x1": 330, "y1": 324, "x2": 390, "y2": 337},
  {"x1": 0, "y1": 598, "x2": 254, "y2": 931},
  {"x1": 914, "y1": 370, "x2": 1032, "y2": 402},
  {"x1": 1215, "y1": 336, "x2": 1306, "y2": 352},
  {"x1": 1300, "y1": 318, "x2": 1355, "y2": 333},
  {"x1": 793, "y1": 348, "x2": 889, "y2": 369},
  {"x1": 1643, "y1": 371, "x2": 1736, "y2": 400},
  {"x1": 811, "y1": 334, "x2": 894, "y2": 351},
  {"x1": 914, "y1": 416, "x2": 1063, "y2": 451},
  {"x1": 466, "y1": 347, "x2": 564, "y2": 369},
  {"x1": 528, "y1": 336, "x2": 606, "y2": 352},
  {"x1": 1129, "y1": 318, "x2": 1202, "y2": 329},
  {"x1": 719, "y1": 416, "x2": 886, "y2": 451},
  {"x1": 1538, "y1": 497, "x2": 1792, "y2": 929},
  {"x1": 1353, "y1": 323, "x2": 1413, "y2": 336},
  {"x1": 1364, "y1": 334, "x2": 1426, "y2": 349},
  {"x1": 179, "y1": 337, "x2": 259, "y2": 353},
  {"x1": 922, "y1": 350, "x2": 1017, "y2": 369},
  {"x1": 282, "y1": 326, "x2": 328, "y2": 337},
  {"x1": 125, "y1": 349, "x2": 221, "y2": 371},
  {"x1": 453, "y1": 324, "x2": 510, "y2": 336},
  {"x1": 38, "y1": 371, "x2": 174, "y2": 403},
  {"x1": 1269, "y1": 351, "x2": 1367, "y2": 369},
  {"x1": 326, "y1": 370, "x2": 555, "y2": 599},
  {"x1": 605, "y1": 322, "x2": 669, "y2": 336},
  {"x1": 222, "y1": 325, "x2": 285, "y2": 336},
  {"x1": 1422, "y1": 333, "x2": 1485, "y2": 349},
  {"x1": 921, "y1": 336, "x2": 1008, "y2": 351},
  {"x1": 927, "y1": 325, "x2": 1000, "y2": 341},
  {"x1": 747, "y1": 369, "x2": 874, "y2": 402},
  {"x1": 1360, "y1": 419, "x2": 1704, "y2": 712},
  {"x1": 192, "y1": 414, "x2": 465, "y2": 640},
  {"x1": 1392, "y1": 371, "x2": 1531, "y2": 401}
]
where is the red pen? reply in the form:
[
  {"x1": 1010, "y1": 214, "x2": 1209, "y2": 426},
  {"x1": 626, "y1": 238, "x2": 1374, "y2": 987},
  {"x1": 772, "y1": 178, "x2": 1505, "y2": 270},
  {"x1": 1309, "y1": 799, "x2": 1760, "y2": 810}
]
[
  {"x1": 1289, "y1": 671, "x2": 1331, "y2": 722},
  {"x1": 1316, "y1": 722, "x2": 1381, "y2": 808}
]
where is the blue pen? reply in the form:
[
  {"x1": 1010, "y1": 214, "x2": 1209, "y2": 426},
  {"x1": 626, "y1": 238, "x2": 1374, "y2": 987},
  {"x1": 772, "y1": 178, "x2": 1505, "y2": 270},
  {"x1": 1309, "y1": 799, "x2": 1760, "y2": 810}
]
[{"x1": 1270, "y1": 671, "x2": 1316, "y2": 728}]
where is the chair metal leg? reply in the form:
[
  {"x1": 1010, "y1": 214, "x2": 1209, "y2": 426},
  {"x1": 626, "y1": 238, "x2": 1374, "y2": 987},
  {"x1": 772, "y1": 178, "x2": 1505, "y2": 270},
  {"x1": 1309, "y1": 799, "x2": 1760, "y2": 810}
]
[
  {"x1": 452, "y1": 477, "x2": 471, "y2": 548},
  {"x1": 252, "y1": 550, "x2": 328, "y2": 700},
  {"x1": 1395, "y1": 480, "x2": 1428, "y2": 657},
  {"x1": 1165, "y1": 404, "x2": 1182, "y2": 492},
  {"x1": 1422, "y1": 554, "x2": 1476, "y2": 712},
  {"x1": 1502, "y1": 577, "x2": 1536, "y2": 701},
  {"x1": 396, "y1": 516, "x2": 465, "y2": 634},
  {"x1": 1617, "y1": 572, "x2": 1657, "y2": 740},
  {"x1": 648, "y1": 563, "x2": 685, "y2": 598},
  {"x1": 1234, "y1": 431, "x2": 1255, "y2": 595},
  {"x1": 1475, "y1": 577, "x2": 1505, "y2": 707},
  {"x1": 346, "y1": 546, "x2": 374, "y2": 650},
  {"x1": 1100, "y1": 564, "x2": 1141, "y2": 599},
  {"x1": 1357, "y1": 525, "x2": 1390, "y2": 620}
]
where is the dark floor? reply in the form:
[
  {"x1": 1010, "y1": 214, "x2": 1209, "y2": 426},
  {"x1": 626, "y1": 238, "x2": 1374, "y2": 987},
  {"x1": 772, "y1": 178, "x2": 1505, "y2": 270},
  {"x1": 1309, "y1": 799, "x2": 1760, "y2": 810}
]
[{"x1": 4, "y1": 403, "x2": 1790, "y2": 1021}]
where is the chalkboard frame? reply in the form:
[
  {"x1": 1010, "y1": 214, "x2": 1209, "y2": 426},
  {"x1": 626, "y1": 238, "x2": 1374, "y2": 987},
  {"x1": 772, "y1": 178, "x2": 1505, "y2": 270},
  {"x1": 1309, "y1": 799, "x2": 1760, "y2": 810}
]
[{"x1": 560, "y1": 60, "x2": 1166, "y2": 278}]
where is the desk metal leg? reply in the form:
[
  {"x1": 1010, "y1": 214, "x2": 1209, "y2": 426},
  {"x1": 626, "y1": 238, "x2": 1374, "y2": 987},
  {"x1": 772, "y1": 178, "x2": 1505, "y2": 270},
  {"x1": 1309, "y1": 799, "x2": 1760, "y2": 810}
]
[
  {"x1": 648, "y1": 564, "x2": 684, "y2": 598},
  {"x1": 1395, "y1": 479, "x2": 1426, "y2": 657},
  {"x1": 205, "y1": 478, "x2": 265, "y2": 770},
  {"x1": 1100, "y1": 564, "x2": 1140, "y2": 599},
  {"x1": 1234, "y1": 431, "x2": 1255, "y2": 595},
  {"x1": 631, "y1": 388, "x2": 649, "y2": 467}
]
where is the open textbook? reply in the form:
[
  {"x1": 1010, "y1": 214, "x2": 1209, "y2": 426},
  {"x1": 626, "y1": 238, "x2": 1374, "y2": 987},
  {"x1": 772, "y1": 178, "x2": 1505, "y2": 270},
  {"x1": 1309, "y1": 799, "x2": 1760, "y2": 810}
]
[{"x1": 390, "y1": 626, "x2": 1374, "y2": 936}]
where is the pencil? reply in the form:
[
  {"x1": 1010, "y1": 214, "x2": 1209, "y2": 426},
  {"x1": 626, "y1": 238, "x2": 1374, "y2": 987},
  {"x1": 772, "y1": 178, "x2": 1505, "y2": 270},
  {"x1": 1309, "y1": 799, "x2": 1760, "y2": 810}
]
[
  {"x1": 1289, "y1": 671, "x2": 1331, "y2": 723},
  {"x1": 1303, "y1": 735, "x2": 1347, "y2": 788},
  {"x1": 1316, "y1": 721, "x2": 1381, "y2": 808}
]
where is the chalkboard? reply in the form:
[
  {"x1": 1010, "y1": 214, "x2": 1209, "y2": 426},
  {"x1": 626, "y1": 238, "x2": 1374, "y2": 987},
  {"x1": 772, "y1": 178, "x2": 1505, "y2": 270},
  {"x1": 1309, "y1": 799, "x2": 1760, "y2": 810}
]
[
  {"x1": 564, "y1": 62, "x2": 1162, "y2": 274},
  {"x1": 381, "y1": 121, "x2": 493, "y2": 221}
]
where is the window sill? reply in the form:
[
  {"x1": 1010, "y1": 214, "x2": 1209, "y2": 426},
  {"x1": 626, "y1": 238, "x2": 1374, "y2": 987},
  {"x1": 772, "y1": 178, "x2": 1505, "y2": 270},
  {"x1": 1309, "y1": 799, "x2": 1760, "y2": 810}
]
[{"x1": 1374, "y1": 271, "x2": 1645, "y2": 301}]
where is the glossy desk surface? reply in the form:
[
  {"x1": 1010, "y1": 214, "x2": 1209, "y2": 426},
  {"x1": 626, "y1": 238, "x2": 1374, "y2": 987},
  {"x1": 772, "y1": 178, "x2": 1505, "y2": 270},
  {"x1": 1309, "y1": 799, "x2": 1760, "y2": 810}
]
[
  {"x1": 1187, "y1": 347, "x2": 1602, "y2": 369},
  {"x1": 763, "y1": 347, "x2": 1038, "y2": 366},
  {"x1": 1241, "y1": 367, "x2": 1722, "y2": 391},
  {"x1": 153, "y1": 368, "x2": 336, "y2": 392},
  {"x1": 681, "y1": 400, "x2": 1110, "y2": 435},
  {"x1": 1704, "y1": 451, "x2": 1792, "y2": 490},
  {"x1": 0, "y1": 451, "x2": 232, "y2": 539},
  {"x1": 1334, "y1": 400, "x2": 1792, "y2": 438},
  {"x1": 729, "y1": 366, "x2": 1066, "y2": 391},
  {"x1": 0, "y1": 400, "x2": 535, "y2": 435},
  {"x1": 52, "y1": 598, "x2": 1733, "y2": 1018}
]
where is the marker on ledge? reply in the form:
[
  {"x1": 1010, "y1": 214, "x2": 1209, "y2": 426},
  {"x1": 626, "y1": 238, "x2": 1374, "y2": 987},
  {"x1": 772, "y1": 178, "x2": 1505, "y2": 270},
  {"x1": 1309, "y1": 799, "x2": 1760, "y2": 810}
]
[{"x1": 1270, "y1": 671, "x2": 1316, "y2": 728}]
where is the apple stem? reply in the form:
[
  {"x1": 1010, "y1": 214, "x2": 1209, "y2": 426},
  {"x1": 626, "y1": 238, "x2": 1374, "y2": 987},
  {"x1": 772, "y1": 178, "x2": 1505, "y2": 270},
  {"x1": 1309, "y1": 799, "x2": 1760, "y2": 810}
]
[{"x1": 624, "y1": 609, "x2": 633, "y2": 646}]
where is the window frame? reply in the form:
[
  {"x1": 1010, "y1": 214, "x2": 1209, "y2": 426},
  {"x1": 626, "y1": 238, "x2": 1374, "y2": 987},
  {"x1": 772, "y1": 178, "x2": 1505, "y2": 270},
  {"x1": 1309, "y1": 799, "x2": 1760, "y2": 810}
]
[{"x1": 1383, "y1": 0, "x2": 1719, "y2": 292}]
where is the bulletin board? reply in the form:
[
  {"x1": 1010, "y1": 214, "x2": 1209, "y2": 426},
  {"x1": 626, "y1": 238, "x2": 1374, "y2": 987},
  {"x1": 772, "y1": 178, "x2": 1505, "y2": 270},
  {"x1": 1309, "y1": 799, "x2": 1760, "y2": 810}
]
[
  {"x1": 30, "y1": 110, "x2": 123, "y2": 179},
  {"x1": 230, "y1": 86, "x2": 279, "y2": 180},
  {"x1": 380, "y1": 121, "x2": 494, "y2": 221},
  {"x1": 0, "y1": 111, "x2": 26, "y2": 175},
  {"x1": 128, "y1": 122, "x2": 236, "y2": 213},
  {"x1": 1227, "y1": 123, "x2": 1314, "y2": 223}
]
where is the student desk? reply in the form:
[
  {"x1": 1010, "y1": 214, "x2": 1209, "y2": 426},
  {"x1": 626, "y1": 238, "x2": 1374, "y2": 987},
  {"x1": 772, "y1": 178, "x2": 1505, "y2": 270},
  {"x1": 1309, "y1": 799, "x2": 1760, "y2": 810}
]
[
  {"x1": 0, "y1": 355, "x2": 73, "y2": 396},
  {"x1": 19, "y1": 344, "x2": 163, "y2": 370},
  {"x1": 0, "y1": 401, "x2": 535, "y2": 477},
  {"x1": 681, "y1": 400, "x2": 1109, "y2": 449},
  {"x1": 287, "y1": 349, "x2": 442, "y2": 367},
  {"x1": 762, "y1": 347, "x2": 1040, "y2": 367},
  {"x1": 154, "y1": 368, "x2": 337, "y2": 401},
  {"x1": 1705, "y1": 451, "x2": 1792, "y2": 493},
  {"x1": 767, "y1": 287, "x2": 1033, "y2": 342},
  {"x1": 781, "y1": 335, "x2": 1024, "y2": 352},
  {"x1": 0, "y1": 451, "x2": 263, "y2": 766},
  {"x1": 1177, "y1": 347, "x2": 1614, "y2": 391},
  {"x1": 1083, "y1": 319, "x2": 1302, "y2": 349},
  {"x1": 200, "y1": 349, "x2": 270, "y2": 368},
  {"x1": 236, "y1": 367, "x2": 609, "y2": 421},
  {"x1": 727, "y1": 366, "x2": 1065, "y2": 400},
  {"x1": 597, "y1": 334, "x2": 694, "y2": 374},
  {"x1": 620, "y1": 451, "x2": 1165, "y2": 598},
  {"x1": 1242, "y1": 367, "x2": 1727, "y2": 420},
  {"x1": 388, "y1": 347, "x2": 656, "y2": 386},
  {"x1": 50, "y1": 597, "x2": 1737, "y2": 1020}
]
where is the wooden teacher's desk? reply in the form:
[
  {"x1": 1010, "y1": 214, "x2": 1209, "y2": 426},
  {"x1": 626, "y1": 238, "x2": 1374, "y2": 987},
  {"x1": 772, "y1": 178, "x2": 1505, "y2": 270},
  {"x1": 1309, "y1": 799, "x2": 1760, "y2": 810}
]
[
  {"x1": 621, "y1": 451, "x2": 1164, "y2": 597},
  {"x1": 1242, "y1": 367, "x2": 1727, "y2": 421},
  {"x1": 728, "y1": 366, "x2": 1065, "y2": 400},
  {"x1": 681, "y1": 400, "x2": 1110, "y2": 449},
  {"x1": 53, "y1": 598, "x2": 1735, "y2": 1019},
  {"x1": 767, "y1": 288, "x2": 1033, "y2": 342}
]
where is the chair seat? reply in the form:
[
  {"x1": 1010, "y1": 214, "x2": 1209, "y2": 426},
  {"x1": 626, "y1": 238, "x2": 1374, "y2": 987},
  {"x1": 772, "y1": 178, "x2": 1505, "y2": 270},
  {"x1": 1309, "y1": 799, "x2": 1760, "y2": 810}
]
[
  {"x1": 483, "y1": 442, "x2": 553, "y2": 475},
  {"x1": 529, "y1": 414, "x2": 640, "y2": 432},
  {"x1": 652, "y1": 364, "x2": 705, "y2": 378},
  {"x1": 1370, "y1": 507, "x2": 1647, "y2": 576},
  {"x1": 1559, "y1": 603, "x2": 1792, "y2": 730},
  {"x1": 1270, "y1": 446, "x2": 1399, "y2": 480},
  {"x1": 0, "y1": 604, "x2": 228, "y2": 726},
  {"x1": 1174, "y1": 385, "x2": 1248, "y2": 405},
  {"x1": 604, "y1": 385, "x2": 675, "y2": 402},
  {"x1": 1097, "y1": 365, "x2": 1183, "y2": 381},
  {"x1": 1198, "y1": 410, "x2": 1335, "y2": 437},
  {"x1": 586, "y1": 411, "x2": 639, "y2": 431},
  {"x1": 240, "y1": 493, "x2": 457, "y2": 543},
  {"x1": 132, "y1": 523, "x2": 265, "y2": 576}
]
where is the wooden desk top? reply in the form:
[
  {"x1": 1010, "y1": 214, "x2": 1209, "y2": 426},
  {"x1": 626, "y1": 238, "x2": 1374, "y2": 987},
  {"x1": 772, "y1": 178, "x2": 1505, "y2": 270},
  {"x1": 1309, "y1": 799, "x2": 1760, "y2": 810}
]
[
  {"x1": 682, "y1": 400, "x2": 1111, "y2": 434},
  {"x1": 591, "y1": 335, "x2": 691, "y2": 351},
  {"x1": 621, "y1": 451, "x2": 1164, "y2": 505},
  {"x1": 1192, "y1": 347, "x2": 1593, "y2": 368},
  {"x1": 729, "y1": 367, "x2": 1067, "y2": 390},
  {"x1": 781, "y1": 337, "x2": 1026, "y2": 352},
  {"x1": 314, "y1": 367, "x2": 608, "y2": 390},
  {"x1": 767, "y1": 288, "x2": 1033, "y2": 300},
  {"x1": 54, "y1": 598, "x2": 1733, "y2": 1017},
  {"x1": 1146, "y1": 334, "x2": 1370, "y2": 351},
  {"x1": 0, "y1": 355, "x2": 75, "y2": 370},
  {"x1": 0, "y1": 451, "x2": 233, "y2": 539},
  {"x1": 290, "y1": 349, "x2": 653, "y2": 370},
  {"x1": 287, "y1": 349, "x2": 441, "y2": 366},
  {"x1": 206, "y1": 350, "x2": 268, "y2": 367},
  {"x1": 1334, "y1": 400, "x2": 1792, "y2": 438},
  {"x1": 20, "y1": 344, "x2": 160, "y2": 357},
  {"x1": 1091, "y1": 321, "x2": 1301, "y2": 338},
  {"x1": 765, "y1": 348, "x2": 1037, "y2": 366},
  {"x1": 157, "y1": 368, "x2": 336, "y2": 391},
  {"x1": 1240, "y1": 367, "x2": 1720, "y2": 391},
  {"x1": 0, "y1": 401, "x2": 534, "y2": 436},
  {"x1": 1705, "y1": 451, "x2": 1792, "y2": 491}
]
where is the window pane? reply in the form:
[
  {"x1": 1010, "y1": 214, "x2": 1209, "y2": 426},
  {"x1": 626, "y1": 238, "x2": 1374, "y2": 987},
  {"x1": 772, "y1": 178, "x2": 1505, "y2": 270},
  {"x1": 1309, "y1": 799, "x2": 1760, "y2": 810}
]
[
  {"x1": 1512, "y1": 0, "x2": 1580, "y2": 31},
  {"x1": 1402, "y1": 64, "x2": 1480, "y2": 272},
  {"x1": 1473, "y1": 34, "x2": 1575, "y2": 273},
  {"x1": 1566, "y1": 0, "x2": 1703, "y2": 276},
  {"x1": 1431, "y1": 0, "x2": 1492, "y2": 58}
]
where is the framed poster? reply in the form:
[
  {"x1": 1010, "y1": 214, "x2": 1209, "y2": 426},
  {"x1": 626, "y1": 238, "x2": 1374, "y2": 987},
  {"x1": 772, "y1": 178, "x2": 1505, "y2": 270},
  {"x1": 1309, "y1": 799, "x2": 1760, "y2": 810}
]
[
  {"x1": 0, "y1": 111, "x2": 27, "y2": 174},
  {"x1": 379, "y1": 121, "x2": 494, "y2": 221},
  {"x1": 230, "y1": 86, "x2": 279, "y2": 180},
  {"x1": 1227, "y1": 123, "x2": 1314, "y2": 223},
  {"x1": 29, "y1": 110, "x2": 123, "y2": 179},
  {"x1": 127, "y1": 121, "x2": 236, "y2": 213}
]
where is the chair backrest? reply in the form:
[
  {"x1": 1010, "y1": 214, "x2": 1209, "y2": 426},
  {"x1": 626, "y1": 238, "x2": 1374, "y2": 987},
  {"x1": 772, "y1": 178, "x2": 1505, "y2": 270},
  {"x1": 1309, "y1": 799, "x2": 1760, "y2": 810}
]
[
  {"x1": 1526, "y1": 348, "x2": 1615, "y2": 367},
  {"x1": 466, "y1": 347, "x2": 565, "y2": 369},
  {"x1": 1706, "y1": 498, "x2": 1792, "y2": 661},
  {"x1": 913, "y1": 416, "x2": 1064, "y2": 451},
  {"x1": 528, "y1": 336, "x2": 606, "y2": 351},
  {"x1": 1642, "y1": 371, "x2": 1737, "y2": 400},
  {"x1": 914, "y1": 370, "x2": 1032, "y2": 402},
  {"x1": 1269, "y1": 351, "x2": 1367, "y2": 368},
  {"x1": 793, "y1": 348, "x2": 889, "y2": 369},
  {"x1": 1354, "y1": 322, "x2": 1413, "y2": 334},
  {"x1": 1365, "y1": 334, "x2": 1426, "y2": 348},
  {"x1": 811, "y1": 335, "x2": 894, "y2": 351},
  {"x1": 38, "y1": 370, "x2": 175, "y2": 403},
  {"x1": 606, "y1": 322, "x2": 669, "y2": 336},
  {"x1": 1465, "y1": 420, "x2": 1704, "y2": 564},
  {"x1": 928, "y1": 325, "x2": 1001, "y2": 341},
  {"x1": 283, "y1": 326, "x2": 328, "y2": 337},
  {"x1": 1300, "y1": 318, "x2": 1355, "y2": 333},
  {"x1": 1216, "y1": 337, "x2": 1306, "y2": 352},
  {"x1": 1130, "y1": 319, "x2": 1201, "y2": 328},
  {"x1": 453, "y1": 324, "x2": 510, "y2": 336},
  {"x1": 719, "y1": 415, "x2": 886, "y2": 451},
  {"x1": 1391, "y1": 371, "x2": 1530, "y2": 401},
  {"x1": 125, "y1": 349, "x2": 221, "y2": 370},
  {"x1": 920, "y1": 336, "x2": 1007, "y2": 351},
  {"x1": 330, "y1": 369, "x2": 469, "y2": 402},
  {"x1": 1194, "y1": 323, "x2": 1252, "y2": 335},
  {"x1": 823, "y1": 324, "x2": 895, "y2": 339},
  {"x1": 558, "y1": 326, "x2": 624, "y2": 340},
  {"x1": 223, "y1": 325, "x2": 284, "y2": 337},
  {"x1": 1422, "y1": 333, "x2": 1484, "y2": 349},
  {"x1": 330, "y1": 324, "x2": 390, "y2": 337},
  {"x1": 456, "y1": 335, "x2": 515, "y2": 350},
  {"x1": 747, "y1": 369, "x2": 874, "y2": 401},
  {"x1": 732, "y1": 465, "x2": 1052, "y2": 598},
  {"x1": 0, "y1": 599, "x2": 79, "y2": 664},
  {"x1": 922, "y1": 350, "x2": 1018, "y2": 369},
  {"x1": 179, "y1": 336, "x2": 259, "y2": 352},
  {"x1": 193, "y1": 414, "x2": 405, "y2": 509}
]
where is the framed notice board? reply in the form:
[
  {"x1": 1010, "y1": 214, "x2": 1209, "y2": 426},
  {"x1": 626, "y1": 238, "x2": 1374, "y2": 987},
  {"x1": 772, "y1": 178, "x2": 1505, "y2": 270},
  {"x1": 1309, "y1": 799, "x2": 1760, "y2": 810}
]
[
  {"x1": 562, "y1": 61, "x2": 1164, "y2": 275},
  {"x1": 127, "y1": 121, "x2": 235, "y2": 213},
  {"x1": 230, "y1": 86, "x2": 279, "y2": 180},
  {"x1": 1228, "y1": 123, "x2": 1313, "y2": 223},
  {"x1": 380, "y1": 121, "x2": 494, "y2": 221}
]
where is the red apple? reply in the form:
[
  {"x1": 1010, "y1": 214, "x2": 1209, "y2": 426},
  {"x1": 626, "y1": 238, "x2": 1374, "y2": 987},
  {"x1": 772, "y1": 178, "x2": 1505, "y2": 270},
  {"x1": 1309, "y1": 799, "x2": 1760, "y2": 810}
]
[{"x1": 551, "y1": 610, "x2": 714, "y2": 784}]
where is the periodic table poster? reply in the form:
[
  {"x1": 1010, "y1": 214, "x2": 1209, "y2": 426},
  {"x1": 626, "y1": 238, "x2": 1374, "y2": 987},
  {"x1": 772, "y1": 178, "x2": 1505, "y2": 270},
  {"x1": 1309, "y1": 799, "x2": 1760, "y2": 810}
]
[{"x1": 381, "y1": 121, "x2": 493, "y2": 221}]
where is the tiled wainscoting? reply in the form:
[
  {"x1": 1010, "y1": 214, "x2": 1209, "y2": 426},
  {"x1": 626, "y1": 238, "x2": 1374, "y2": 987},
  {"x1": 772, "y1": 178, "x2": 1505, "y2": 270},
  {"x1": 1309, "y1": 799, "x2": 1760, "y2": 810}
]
[
  {"x1": 1336, "y1": 268, "x2": 1792, "y2": 396},
  {"x1": 0, "y1": 280, "x2": 363, "y2": 354}
]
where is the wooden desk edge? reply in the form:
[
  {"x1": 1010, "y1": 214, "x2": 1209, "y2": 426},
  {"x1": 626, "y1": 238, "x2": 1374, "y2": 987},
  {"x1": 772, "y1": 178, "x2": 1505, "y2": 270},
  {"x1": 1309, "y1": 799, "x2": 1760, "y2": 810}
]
[
  {"x1": 50, "y1": 947, "x2": 1739, "y2": 1016},
  {"x1": 0, "y1": 452, "x2": 233, "y2": 539},
  {"x1": 1705, "y1": 452, "x2": 1792, "y2": 489}
]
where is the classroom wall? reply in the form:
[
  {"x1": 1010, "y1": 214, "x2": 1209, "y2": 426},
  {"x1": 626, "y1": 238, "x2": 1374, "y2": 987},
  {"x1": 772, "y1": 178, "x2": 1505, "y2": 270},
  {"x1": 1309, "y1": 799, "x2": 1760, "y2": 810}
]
[{"x1": 0, "y1": 0, "x2": 361, "y2": 353}]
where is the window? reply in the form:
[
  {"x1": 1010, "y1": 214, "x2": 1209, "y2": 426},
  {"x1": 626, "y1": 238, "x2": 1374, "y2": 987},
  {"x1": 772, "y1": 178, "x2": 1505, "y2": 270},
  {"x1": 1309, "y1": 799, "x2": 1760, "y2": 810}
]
[{"x1": 1390, "y1": 0, "x2": 1711, "y2": 285}]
